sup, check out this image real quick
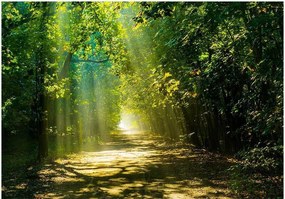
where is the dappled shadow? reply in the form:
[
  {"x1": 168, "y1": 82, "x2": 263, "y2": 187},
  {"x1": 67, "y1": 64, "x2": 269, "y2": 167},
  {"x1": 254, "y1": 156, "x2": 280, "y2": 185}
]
[{"x1": 3, "y1": 130, "x2": 236, "y2": 198}]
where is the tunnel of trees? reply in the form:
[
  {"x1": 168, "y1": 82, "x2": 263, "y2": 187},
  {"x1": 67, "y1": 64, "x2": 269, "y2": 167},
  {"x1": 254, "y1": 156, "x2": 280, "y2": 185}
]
[{"x1": 2, "y1": 2, "x2": 283, "y2": 198}]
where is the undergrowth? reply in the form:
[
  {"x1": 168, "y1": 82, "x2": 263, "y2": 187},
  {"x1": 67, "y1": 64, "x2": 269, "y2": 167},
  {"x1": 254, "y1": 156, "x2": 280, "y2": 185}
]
[{"x1": 228, "y1": 145, "x2": 283, "y2": 198}]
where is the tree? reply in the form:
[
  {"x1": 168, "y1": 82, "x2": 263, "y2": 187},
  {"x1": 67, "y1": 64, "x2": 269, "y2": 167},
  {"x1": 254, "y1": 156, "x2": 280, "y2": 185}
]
[
  {"x1": 132, "y1": 2, "x2": 282, "y2": 153},
  {"x1": 2, "y1": 2, "x2": 127, "y2": 160}
]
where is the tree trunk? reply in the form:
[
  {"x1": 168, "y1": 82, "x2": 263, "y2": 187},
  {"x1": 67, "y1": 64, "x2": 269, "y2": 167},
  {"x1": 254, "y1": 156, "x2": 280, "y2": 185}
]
[
  {"x1": 37, "y1": 3, "x2": 49, "y2": 161},
  {"x1": 205, "y1": 111, "x2": 219, "y2": 151},
  {"x1": 181, "y1": 103, "x2": 202, "y2": 147}
]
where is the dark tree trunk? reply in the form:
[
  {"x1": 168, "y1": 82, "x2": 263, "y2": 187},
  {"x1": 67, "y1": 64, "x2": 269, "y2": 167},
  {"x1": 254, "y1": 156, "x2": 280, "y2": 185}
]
[
  {"x1": 181, "y1": 104, "x2": 202, "y2": 147},
  {"x1": 36, "y1": 3, "x2": 49, "y2": 161},
  {"x1": 205, "y1": 111, "x2": 219, "y2": 151}
]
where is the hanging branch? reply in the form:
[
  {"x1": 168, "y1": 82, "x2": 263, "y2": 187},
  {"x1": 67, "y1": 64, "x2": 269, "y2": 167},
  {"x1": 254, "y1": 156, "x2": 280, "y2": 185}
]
[{"x1": 72, "y1": 58, "x2": 109, "y2": 63}]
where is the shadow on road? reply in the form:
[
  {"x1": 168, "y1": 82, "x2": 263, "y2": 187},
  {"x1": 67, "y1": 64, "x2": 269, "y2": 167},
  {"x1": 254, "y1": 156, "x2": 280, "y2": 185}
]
[{"x1": 3, "y1": 130, "x2": 236, "y2": 198}]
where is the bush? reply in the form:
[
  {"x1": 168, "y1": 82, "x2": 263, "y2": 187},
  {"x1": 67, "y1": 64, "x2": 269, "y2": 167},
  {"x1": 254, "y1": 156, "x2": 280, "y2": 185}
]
[
  {"x1": 237, "y1": 145, "x2": 283, "y2": 175},
  {"x1": 228, "y1": 144, "x2": 283, "y2": 198}
]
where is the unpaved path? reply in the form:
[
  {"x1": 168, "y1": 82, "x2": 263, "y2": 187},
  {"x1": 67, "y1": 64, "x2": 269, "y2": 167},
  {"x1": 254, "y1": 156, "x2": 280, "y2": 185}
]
[{"x1": 3, "y1": 130, "x2": 236, "y2": 198}]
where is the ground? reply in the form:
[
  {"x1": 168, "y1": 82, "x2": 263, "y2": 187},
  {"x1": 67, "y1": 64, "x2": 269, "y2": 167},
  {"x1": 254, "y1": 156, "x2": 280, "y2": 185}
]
[{"x1": 2, "y1": 130, "x2": 237, "y2": 198}]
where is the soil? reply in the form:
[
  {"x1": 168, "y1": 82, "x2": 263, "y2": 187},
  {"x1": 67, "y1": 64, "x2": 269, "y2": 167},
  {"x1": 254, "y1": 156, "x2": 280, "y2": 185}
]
[{"x1": 2, "y1": 130, "x2": 237, "y2": 198}]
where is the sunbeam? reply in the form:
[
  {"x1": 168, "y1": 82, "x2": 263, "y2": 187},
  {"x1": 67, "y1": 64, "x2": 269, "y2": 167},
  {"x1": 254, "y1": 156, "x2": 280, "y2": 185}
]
[{"x1": 2, "y1": 2, "x2": 283, "y2": 198}]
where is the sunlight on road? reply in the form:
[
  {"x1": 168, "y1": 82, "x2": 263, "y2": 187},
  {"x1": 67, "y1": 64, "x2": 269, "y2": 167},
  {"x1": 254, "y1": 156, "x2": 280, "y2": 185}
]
[
  {"x1": 36, "y1": 130, "x2": 234, "y2": 199},
  {"x1": 52, "y1": 147, "x2": 157, "y2": 179},
  {"x1": 121, "y1": 130, "x2": 142, "y2": 135}
]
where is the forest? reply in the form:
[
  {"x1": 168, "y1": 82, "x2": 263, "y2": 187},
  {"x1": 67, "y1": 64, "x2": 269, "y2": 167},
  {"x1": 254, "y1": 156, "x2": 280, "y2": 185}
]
[{"x1": 2, "y1": 2, "x2": 283, "y2": 198}]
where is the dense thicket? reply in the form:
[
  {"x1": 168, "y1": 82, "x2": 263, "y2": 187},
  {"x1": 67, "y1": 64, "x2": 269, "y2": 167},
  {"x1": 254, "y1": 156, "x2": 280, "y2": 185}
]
[
  {"x1": 128, "y1": 3, "x2": 283, "y2": 196},
  {"x1": 131, "y1": 2, "x2": 283, "y2": 153},
  {"x1": 2, "y1": 2, "x2": 125, "y2": 159}
]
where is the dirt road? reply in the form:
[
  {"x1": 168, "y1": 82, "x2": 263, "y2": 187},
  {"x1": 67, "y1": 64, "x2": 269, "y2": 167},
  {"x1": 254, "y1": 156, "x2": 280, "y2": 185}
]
[{"x1": 3, "y1": 130, "x2": 236, "y2": 198}]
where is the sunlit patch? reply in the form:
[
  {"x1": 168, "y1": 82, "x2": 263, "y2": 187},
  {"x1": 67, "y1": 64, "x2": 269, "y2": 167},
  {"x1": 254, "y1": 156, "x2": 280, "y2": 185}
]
[
  {"x1": 37, "y1": 193, "x2": 65, "y2": 199},
  {"x1": 101, "y1": 181, "x2": 146, "y2": 196},
  {"x1": 75, "y1": 167, "x2": 122, "y2": 177},
  {"x1": 83, "y1": 152, "x2": 117, "y2": 163},
  {"x1": 122, "y1": 166, "x2": 147, "y2": 175},
  {"x1": 101, "y1": 186, "x2": 124, "y2": 196},
  {"x1": 164, "y1": 183, "x2": 181, "y2": 189},
  {"x1": 14, "y1": 183, "x2": 27, "y2": 190},
  {"x1": 78, "y1": 187, "x2": 93, "y2": 193},
  {"x1": 51, "y1": 176, "x2": 84, "y2": 183},
  {"x1": 184, "y1": 179, "x2": 202, "y2": 186},
  {"x1": 122, "y1": 130, "x2": 142, "y2": 135},
  {"x1": 38, "y1": 168, "x2": 58, "y2": 176},
  {"x1": 122, "y1": 182, "x2": 145, "y2": 188},
  {"x1": 166, "y1": 193, "x2": 189, "y2": 199}
]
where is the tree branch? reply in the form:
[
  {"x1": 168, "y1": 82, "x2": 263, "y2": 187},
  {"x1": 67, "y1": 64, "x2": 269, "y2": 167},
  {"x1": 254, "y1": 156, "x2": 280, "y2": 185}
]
[
  {"x1": 72, "y1": 58, "x2": 109, "y2": 63},
  {"x1": 59, "y1": 52, "x2": 73, "y2": 80}
]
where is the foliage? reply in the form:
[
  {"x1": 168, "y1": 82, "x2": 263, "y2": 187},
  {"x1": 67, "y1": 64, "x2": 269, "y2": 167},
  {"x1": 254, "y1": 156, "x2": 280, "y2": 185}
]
[
  {"x1": 130, "y1": 2, "x2": 283, "y2": 196},
  {"x1": 2, "y1": 2, "x2": 283, "y2": 196},
  {"x1": 236, "y1": 145, "x2": 283, "y2": 174},
  {"x1": 229, "y1": 160, "x2": 283, "y2": 198},
  {"x1": 2, "y1": 2, "x2": 126, "y2": 157},
  {"x1": 132, "y1": 1, "x2": 283, "y2": 151}
]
